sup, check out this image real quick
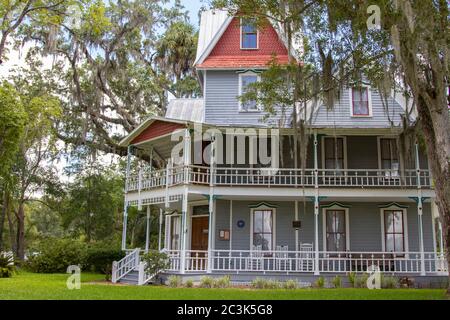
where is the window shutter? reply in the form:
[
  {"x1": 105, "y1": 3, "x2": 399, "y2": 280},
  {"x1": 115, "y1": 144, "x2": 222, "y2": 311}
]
[{"x1": 164, "y1": 215, "x2": 171, "y2": 250}]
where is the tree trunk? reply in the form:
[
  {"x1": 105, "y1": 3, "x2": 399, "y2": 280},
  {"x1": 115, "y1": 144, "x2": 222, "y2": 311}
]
[
  {"x1": 416, "y1": 95, "x2": 450, "y2": 293},
  {"x1": 0, "y1": 190, "x2": 8, "y2": 252},
  {"x1": 6, "y1": 203, "x2": 16, "y2": 256},
  {"x1": 16, "y1": 201, "x2": 25, "y2": 260}
]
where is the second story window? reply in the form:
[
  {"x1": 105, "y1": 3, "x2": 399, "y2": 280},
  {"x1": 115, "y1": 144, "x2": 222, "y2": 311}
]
[
  {"x1": 351, "y1": 87, "x2": 371, "y2": 116},
  {"x1": 239, "y1": 73, "x2": 260, "y2": 111},
  {"x1": 241, "y1": 19, "x2": 258, "y2": 49},
  {"x1": 323, "y1": 137, "x2": 345, "y2": 171}
]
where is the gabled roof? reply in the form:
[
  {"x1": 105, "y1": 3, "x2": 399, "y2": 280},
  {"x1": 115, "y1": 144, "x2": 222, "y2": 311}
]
[
  {"x1": 194, "y1": 9, "x2": 302, "y2": 68},
  {"x1": 119, "y1": 116, "x2": 189, "y2": 147}
]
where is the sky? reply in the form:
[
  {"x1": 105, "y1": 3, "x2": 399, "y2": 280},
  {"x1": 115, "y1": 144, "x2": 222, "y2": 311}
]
[{"x1": 181, "y1": 0, "x2": 206, "y2": 27}]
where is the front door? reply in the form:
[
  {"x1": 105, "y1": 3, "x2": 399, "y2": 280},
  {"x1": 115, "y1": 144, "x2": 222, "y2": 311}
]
[{"x1": 191, "y1": 216, "x2": 209, "y2": 251}]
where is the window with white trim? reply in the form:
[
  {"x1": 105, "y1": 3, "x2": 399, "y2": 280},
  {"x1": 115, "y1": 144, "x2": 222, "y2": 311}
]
[
  {"x1": 241, "y1": 18, "x2": 258, "y2": 49},
  {"x1": 325, "y1": 210, "x2": 347, "y2": 251},
  {"x1": 351, "y1": 87, "x2": 370, "y2": 116},
  {"x1": 380, "y1": 138, "x2": 399, "y2": 171},
  {"x1": 252, "y1": 209, "x2": 273, "y2": 251},
  {"x1": 239, "y1": 73, "x2": 260, "y2": 111},
  {"x1": 383, "y1": 210, "x2": 405, "y2": 252},
  {"x1": 324, "y1": 137, "x2": 345, "y2": 170},
  {"x1": 170, "y1": 215, "x2": 181, "y2": 250}
]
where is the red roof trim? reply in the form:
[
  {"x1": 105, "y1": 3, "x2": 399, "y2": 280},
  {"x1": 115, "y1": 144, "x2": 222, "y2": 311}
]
[{"x1": 131, "y1": 120, "x2": 185, "y2": 145}]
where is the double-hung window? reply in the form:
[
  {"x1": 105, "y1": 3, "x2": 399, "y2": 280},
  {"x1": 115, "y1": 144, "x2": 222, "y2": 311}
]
[
  {"x1": 239, "y1": 73, "x2": 260, "y2": 111},
  {"x1": 325, "y1": 210, "x2": 347, "y2": 252},
  {"x1": 351, "y1": 87, "x2": 371, "y2": 116},
  {"x1": 324, "y1": 137, "x2": 345, "y2": 171},
  {"x1": 170, "y1": 215, "x2": 181, "y2": 250},
  {"x1": 383, "y1": 210, "x2": 405, "y2": 253},
  {"x1": 241, "y1": 19, "x2": 258, "y2": 49},
  {"x1": 252, "y1": 209, "x2": 273, "y2": 251},
  {"x1": 380, "y1": 138, "x2": 400, "y2": 178}
]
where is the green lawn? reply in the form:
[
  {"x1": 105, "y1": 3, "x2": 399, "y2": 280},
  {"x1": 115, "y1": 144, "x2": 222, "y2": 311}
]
[{"x1": 0, "y1": 272, "x2": 447, "y2": 300}]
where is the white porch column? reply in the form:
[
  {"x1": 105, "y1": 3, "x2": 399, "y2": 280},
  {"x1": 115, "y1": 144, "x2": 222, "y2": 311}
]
[
  {"x1": 145, "y1": 206, "x2": 151, "y2": 253},
  {"x1": 295, "y1": 200, "x2": 299, "y2": 251},
  {"x1": 184, "y1": 129, "x2": 191, "y2": 183},
  {"x1": 207, "y1": 134, "x2": 215, "y2": 273},
  {"x1": 313, "y1": 131, "x2": 320, "y2": 275},
  {"x1": 121, "y1": 145, "x2": 132, "y2": 250},
  {"x1": 158, "y1": 208, "x2": 163, "y2": 251},
  {"x1": 180, "y1": 187, "x2": 188, "y2": 274},
  {"x1": 415, "y1": 143, "x2": 426, "y2": 276}
]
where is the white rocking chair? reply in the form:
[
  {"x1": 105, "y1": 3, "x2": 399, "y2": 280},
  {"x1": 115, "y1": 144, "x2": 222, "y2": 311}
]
[
  {"x1": 298, "y1": 243, "x2": 314, "y2": 272},
  {"x1": 246, "y1": 245, "x2": 263, "y2": 270},
  {"x1": 275, "y1": 245, "x2": 289, "y2": 271}
]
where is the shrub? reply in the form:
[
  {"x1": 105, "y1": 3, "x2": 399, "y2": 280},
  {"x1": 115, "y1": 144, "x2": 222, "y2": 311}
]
[
  {"x1": 214, "y1": 275, "x2": 231, "y2": 288},
  {"x1": 283, "y1": 280, "x2": 298, "y2": 290},
  {"x1": 142, "y1": 250, "x2": 170, "y2": 282},
  {"x1": 251, "y1": 277, "x2": 266, "y2": 289},
  {"x1": 167, "y1": 275, "x2": 182, "y2": 288},
  {"x1": 25, "y1": 239, "x2": 87, "y2": 273},
  {"x1": 185, "y1": 279, "x2": 194, "y2": 288},
  {"x1": 381, "y1": 275, "x2": 399, "y2": 289},
  {"x1": 200, "y1": 276, "x2": 214, "y2": 288},
  {"x1": 264, "y1": 279, "x2": 280, "y2": 289},
  {"x1": 354, "y1": 273, "x2": 369, "y2": 288},
  {"x1": 348, "y1": 272, "x2": 356, "y2": 288},
  {"x1": 315, "y1": 276, "x2": 325, "y2": 288},
  {"x1": 331, "y1": 276, "x2": 342, "y2": 288},
  {"x1": 85, "y1": 243, "x2": 124, "y2": 279},
  {"x1": 0, "y1": 253, "x2": 15, "y2": 278}
]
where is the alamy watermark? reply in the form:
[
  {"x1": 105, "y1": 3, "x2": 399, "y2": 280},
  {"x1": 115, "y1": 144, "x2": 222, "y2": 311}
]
[{"x1": 66, "y1": 265, "x2": 81, "y2": 290}]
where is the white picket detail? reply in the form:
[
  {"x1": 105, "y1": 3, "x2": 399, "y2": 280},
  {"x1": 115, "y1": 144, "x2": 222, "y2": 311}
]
[{"x1": 111, "y1": 248, "x2": 140, "y2": 283}]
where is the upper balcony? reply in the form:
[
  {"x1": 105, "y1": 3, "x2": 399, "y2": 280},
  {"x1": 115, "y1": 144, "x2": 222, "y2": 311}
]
[{"x1": 125, "y1": 165, "x2": 433, "y2": 193}]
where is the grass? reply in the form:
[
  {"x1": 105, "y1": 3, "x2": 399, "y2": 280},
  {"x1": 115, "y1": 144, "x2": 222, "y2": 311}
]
[{"x1": 0, "y1": 272, "x2": 448, "y2": 300}]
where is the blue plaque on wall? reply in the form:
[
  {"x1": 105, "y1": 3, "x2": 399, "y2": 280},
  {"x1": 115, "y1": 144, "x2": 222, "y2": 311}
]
[{"x1": 237, "y1": 220, "x2": 245, "y2": 228}]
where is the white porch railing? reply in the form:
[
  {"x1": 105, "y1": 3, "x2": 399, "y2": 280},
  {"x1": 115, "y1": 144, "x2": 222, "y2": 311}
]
[
  {"x1": 125, "y1": 166, "x2": 432, "y2": 192},
  {"x1": 111, "y1": 248, "x2": 140, "y2": 283},
  {"x1": 164, "y1": 250, "x2": 448, "y2": 275}
]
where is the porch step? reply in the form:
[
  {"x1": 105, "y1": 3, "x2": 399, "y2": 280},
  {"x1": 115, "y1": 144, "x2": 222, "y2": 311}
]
[{"x1": 118, "y1": 270, "x2": 139, "y2": 285}]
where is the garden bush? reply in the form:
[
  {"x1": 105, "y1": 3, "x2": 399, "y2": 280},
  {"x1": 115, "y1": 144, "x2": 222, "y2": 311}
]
[
  {"x1": 25, "y1": 238, "x2": 88, "y2": 273},
  {"x1": 85, "y1": 243, "x2": 124, "y2": 279},
  {"x1": 167, "y1": 275, "x2": 182, "y2": 288},
  {"x1": 0, "y1": 253, "x2": 15, "y2": 278},
  {"x1": 314, "y1": 276, "x2": 325, "y2": 288},
  {"x1": 331, "y1": 276, "x2": 342, "y2": 288},
  {"x1": 381, "y1": 275, "x2": 399, "y2": 289},
  {"x1": 283, "y1": 280, "x2": 298, "y2": 290},
  {"x1": 213, "y1": 275, "x2": 231, "y2": 288},
  {"x1": 200, "y1": 276, "x2": 214, "y2": 288},
  {"x1": 142, "y1": 250, "x2": 170, "y2": 283},
  {"x1": 184, "y1": 279, "x2": 194, "y2": 288}
]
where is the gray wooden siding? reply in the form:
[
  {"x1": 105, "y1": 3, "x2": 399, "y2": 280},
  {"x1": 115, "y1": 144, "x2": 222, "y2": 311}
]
[
  {"x1": 204, "y1": 71, "x2": 284, "y2": 127},
  {"x1": 311, "y1": 88, "x2": 405, "y2": 128},
  {"x1": 214, "y1": 200, "x2": 435, "y2": 252},
  {"x1": 205, "y1": 71, "x2": 407, "y2": 129}
]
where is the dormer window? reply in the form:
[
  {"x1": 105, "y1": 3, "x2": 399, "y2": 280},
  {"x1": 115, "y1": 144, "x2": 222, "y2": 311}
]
[
  {"x1": 241, "y1": 19, "x2": 258, "y2": 49},
  {"x1": 239, "y1": 72, "x2": 260, "y2": 111},
  {"x1": 351, "y1": 86, "x2": 372, "y2": 116}
]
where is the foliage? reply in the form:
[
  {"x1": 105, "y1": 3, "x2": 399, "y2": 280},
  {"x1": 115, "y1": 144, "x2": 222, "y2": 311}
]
[
  {"x1": 381, "y1": 275, "x2": 400, "y2": 289},
  {"x1": 85, "y1": 242, "x2": 124, "y2": 277},
  {"x1": 348, "y1": 272, "x2": 357, "y2": 288},
  {"x1": 354, "y1": 274, "x2": 369, "y2": 289},
  {"x1": 184, "y1": 279, "x2": 194, "y2": 288},
  {"x1": 167, "y1": 275, "x2": 182, "y2": 288},
  {"x1": 0, "y1": 252, "x2": 15, "y2": 278},
  {"x1": 332, "y1": 276, "x2": 342, "y2": 288},
  {"x1": 0, "y1": 81, "x2": 26, "y2": 183},
  {"x1": 142, "y1": 250, "x2": 170, "y2": 278},
  {"x1": 25, "y1": 238, "x2": 87, "y2": 273},
  {"x1": 199, "y1": 276, "x2": 214, "y2": 288},
  {"x1": 315, "y1": 277, "x2": 326, "y2": 289},
  {"x1": 250, "y1": 278, "x2": 280, "y2": 289},
  {"x1": 283, "y1": 280, "x2": 298, "y2": 290},
  {"x1": 213, "y1": 275, "x2": 231, "y2": 288}
]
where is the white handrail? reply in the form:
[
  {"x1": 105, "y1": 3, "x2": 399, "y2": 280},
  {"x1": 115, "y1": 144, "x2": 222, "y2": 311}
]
[
  {"x1": 111, "y1": 248, "x2": 140, "y2": 283},
  {"x1": 125, "y1": 166, "x2": 433, "y2": 191}
]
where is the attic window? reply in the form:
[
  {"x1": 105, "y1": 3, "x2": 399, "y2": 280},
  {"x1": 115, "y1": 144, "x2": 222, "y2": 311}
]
[
  {"x1": 241, "y1": 19, "x2": 258, "y2": 49},
  {"x1": 351, "y1": 87, "x2": 372, "y2": 116}
]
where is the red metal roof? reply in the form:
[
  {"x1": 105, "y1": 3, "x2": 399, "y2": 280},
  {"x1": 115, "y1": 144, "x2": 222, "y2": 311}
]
[
  {"x1": 197, "y1": 17, "x2": 290, "y2": 69},
  {"x1": 131, "y1": 120, "x2": 185, "y2": 145}
]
